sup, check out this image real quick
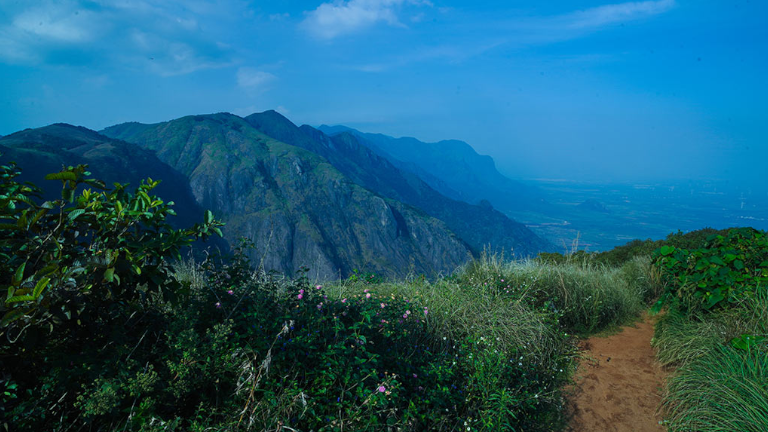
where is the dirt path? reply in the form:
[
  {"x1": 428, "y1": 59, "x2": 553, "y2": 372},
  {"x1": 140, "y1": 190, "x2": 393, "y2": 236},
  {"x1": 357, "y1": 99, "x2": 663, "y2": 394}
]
[{"x1": 567, "y1": 313, "x2": 667, "y2": 432}]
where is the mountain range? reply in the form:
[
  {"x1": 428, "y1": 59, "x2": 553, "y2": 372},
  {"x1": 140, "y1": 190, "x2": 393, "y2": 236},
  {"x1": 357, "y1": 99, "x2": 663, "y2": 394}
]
[
  {"x1": 317, "y1": 125, "x2": 549, "y2": 215},
  {"x1": 0, "y1": 111, "x2": 554, "y2": 279}
]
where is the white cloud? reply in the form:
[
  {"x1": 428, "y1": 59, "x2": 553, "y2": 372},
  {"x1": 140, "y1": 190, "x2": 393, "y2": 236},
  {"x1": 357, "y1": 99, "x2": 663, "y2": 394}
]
[
  {"x1": 563, "y1": 0, "x2": 676, "y2": 29},
  {"x1": 496, "y1": 0, "x2": 677, "y2": 47},
  {"x1": 0, "y1": 0, "x2": 242, "y2": 73},
  {"x1": 302, "y1": 0, "x2": 432, "y2": 40},
  {"x1": 12, "y1": 4, "x2": 100, "y2": 43},
  {"x1": 237, "y1": 68, "x2": 276, "y2": 91}
]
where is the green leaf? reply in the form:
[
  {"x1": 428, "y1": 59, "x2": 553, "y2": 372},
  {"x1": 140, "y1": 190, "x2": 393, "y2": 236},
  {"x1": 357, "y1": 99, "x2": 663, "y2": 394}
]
[
  {"x1": 62, "y1": 188, "x2": 75, "y2": 202},
  {"x1": 83, "y1": 178, "x2": 106, "y2": 190},
  {"x1": 731, "y1": 334, "x2": 766, "y2": 351},
  {"x1": 104, "y1": 268, "x2": 115, "y2": 283},
  {"x1": 30, "y1": 208, "x2": 49, "y2": 226},
  {"x1": 6, "y1": 295, "x2": 35, "y2": 304},
  {"x1": 1, "y1": 309, "x2": 27, "y2": 327},
  {"x1": 204, "y1": 210, "x2": 213, "y2": 225},
  {"x1": 660, "y1": 245, "x2": 674, "y2": 256},
  {"x1": 32, "y1": 277, "x2": 50, "y2": 299},
  {"x1": 12, "y1": 263, "x2": 25, "y2": 286},
  {"x1": 709, "y1": 256, "x2": 725, "y2": 266},
  {"x1": 45, "y1": 172, "x2": 77, "y2": 181},
  {"x1": 37, "y1": 263, "x2": 59, "y2": 277},
  {"x1": 67, "y1": 209, "x2": 85, "y2": 221}
]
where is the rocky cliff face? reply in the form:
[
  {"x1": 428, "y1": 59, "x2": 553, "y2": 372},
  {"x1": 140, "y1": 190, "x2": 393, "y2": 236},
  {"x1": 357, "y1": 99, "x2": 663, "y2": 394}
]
[
  {"x1": 246, "y1": 111, "x2": 553, "y2": 256},
  {"x1": 103, "y1": 113, "x2": 471, "y2": 279}
]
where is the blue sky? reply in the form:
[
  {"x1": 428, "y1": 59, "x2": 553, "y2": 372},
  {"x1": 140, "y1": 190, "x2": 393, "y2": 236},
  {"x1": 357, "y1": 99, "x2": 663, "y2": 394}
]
[{"x1": 1, "y1": 0, "x2": 766, "y2": 184}]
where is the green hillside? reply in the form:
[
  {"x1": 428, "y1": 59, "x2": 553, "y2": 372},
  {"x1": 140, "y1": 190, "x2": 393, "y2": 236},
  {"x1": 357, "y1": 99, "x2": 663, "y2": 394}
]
[
  {"x1": 246, "y1": 111, "x2": 553, "y2": 256},
  {"x1": 103, "y1": 113, "x2": 472, "y2": 279}
]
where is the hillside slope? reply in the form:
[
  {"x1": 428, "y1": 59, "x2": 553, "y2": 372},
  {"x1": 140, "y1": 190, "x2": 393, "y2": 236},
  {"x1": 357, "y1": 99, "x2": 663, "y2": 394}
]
[
  {"x1": 317, "y1": 125, "x2": 548, "y2": 215},
  {"x1": 245, "y1": 111, "x2": 552, "y2": 256},
  {"x1": 103, "y1": 113, "x2": 472, "y2": 279}
]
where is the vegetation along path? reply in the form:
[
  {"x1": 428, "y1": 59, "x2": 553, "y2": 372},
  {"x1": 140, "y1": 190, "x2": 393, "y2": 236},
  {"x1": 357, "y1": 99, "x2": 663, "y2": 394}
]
[{"x1": 567, "y1": 313, "x2": 667, "y2": 432}]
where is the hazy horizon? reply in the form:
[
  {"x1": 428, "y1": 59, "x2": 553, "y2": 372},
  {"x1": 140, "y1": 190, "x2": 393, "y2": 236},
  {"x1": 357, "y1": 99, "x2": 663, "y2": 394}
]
[{"x1": 2, "y1": 0, "x2": 766, "y2": 185}]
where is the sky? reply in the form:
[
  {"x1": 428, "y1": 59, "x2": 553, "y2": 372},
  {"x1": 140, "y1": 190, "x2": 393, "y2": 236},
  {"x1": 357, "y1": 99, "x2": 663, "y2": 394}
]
[{"x1": 1, "y1": 0, "x2": 766, "y2": 185}]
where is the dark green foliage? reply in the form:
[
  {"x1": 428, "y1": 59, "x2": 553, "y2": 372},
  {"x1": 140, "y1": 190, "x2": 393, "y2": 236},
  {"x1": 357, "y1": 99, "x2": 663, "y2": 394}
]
[
  {"x1": 537, "y1": 228, "x2": 731, "y2": 268},
  {"x1": 0, "y1": 161, "x2": 222, "y2": 331},
  {"x1": 347, "y1": 269, "x2": 385, "y2": 285},
  {"x1": 653, "y1": 228, "x2": 768, "y2": 313},
  {"x1": 0, "y1": 159, "x2": 223, "y2": 430},
  {"x1": 1, "y1": 159, "x2": 573, "y2": 431}
]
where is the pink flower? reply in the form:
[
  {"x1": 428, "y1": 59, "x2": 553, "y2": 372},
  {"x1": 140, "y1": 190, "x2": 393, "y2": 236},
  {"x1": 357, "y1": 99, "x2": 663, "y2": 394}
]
[
  {"x1": 215, "y1": 302, "x2": 221, "y2": 308},
  {"x1": 227, "y1": 290, "x2": 234, "y2": 295},
  {"x1": 316, "y1": 285, "x2": 322, "y2": 289},
  {"x1": 299, "y1": 289, "x2": 305, "y2": 294},
  {"x1": 364, "y1": 289, "x2": 369, "y2": 293},
  {"x1": 342, "y1": 298, "x2": 347, "y2": 303},
  {"x1": 377, "y1": 386, "x2": 386, "y2": 393},
  {"x1": 413, "y1": 373, "x2": 418, "y2": 378},
  {"x1": 317, "y1": 304, "x2": 322, "y2": 310},
  {"x1": 406, "y1": 310, "x2": 411, "y2": 315},
  {"x1": 381, "y1": 303, "x2": 386, "y2": 308},
  {"x1": 298, "y1": 294, "x2": 303, "y2": 300},
  {"x1": 366, "y1": 293, "x2": 371, "y2": 299},
  {"x1": 403, "y1": 314, "x2": 408, "y2": 318}
]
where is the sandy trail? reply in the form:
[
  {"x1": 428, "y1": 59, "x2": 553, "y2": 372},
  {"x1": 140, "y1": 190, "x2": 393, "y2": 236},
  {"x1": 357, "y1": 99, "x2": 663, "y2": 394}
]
[{"x1": 567, "y1": 313, "x2": 667, "y2": 432}]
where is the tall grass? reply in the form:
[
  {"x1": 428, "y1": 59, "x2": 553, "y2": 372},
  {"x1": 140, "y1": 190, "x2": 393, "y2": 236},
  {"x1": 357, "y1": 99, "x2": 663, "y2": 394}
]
[
  {"x1": 662, "y1": 344, "x2": 768, "y2": 431},
  {"x1": 654, "y1": 291, "x2": 768, "y2": 431},
  {"x1": 325, "y1": 275, "x2": 575, "y2": 430},
  {"x1": 653, "y1": 290, "x2": 768, "y2": 367},
  {"x1": 458, "y1": 252, "x2": 655, "y2": 335}
]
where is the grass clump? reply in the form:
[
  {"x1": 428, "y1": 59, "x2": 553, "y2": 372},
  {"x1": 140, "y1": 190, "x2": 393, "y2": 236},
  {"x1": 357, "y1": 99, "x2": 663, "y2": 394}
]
[
  {"x1": 662, "y1": 343, "x2": 768, "y2": 432},
  {"x1": 460, "y1": 252, "x2": 655, "y2": 335},
  {"x1": 651, "y1": 228, "x2": 768, "y2": 431}
]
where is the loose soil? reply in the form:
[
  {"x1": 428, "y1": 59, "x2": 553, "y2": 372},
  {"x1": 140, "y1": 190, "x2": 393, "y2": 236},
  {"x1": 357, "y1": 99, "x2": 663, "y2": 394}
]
[{"x1": 567, "y1": 313, "x2": 667, "y2": 432}]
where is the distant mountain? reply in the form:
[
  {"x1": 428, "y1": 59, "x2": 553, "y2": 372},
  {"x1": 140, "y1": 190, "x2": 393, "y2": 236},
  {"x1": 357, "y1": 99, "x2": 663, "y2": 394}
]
[
  {"x1": 317, "y1": 125, "x2": 548, "y2": 215},
  {"x1": 246, "y1": 111, "x2": 552, "y2": 256},
  {"x1": 0, "y1": 123, "x2": 205, "y2": 229},
  {"x1": 103, "y1": 113, "x2": 472, "y2": 279}
]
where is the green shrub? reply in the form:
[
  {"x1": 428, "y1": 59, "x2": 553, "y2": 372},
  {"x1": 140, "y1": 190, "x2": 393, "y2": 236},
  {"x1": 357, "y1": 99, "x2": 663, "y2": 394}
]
[
  {"x1": 653, "y1": 228, "x2": 768, "y2": 313},
  {"x1": 0, "y1": 161, "x2": 223, "y2": 334},
  {"x1": 0, "y1": 160, "x2": 224, "y2": 430}
]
